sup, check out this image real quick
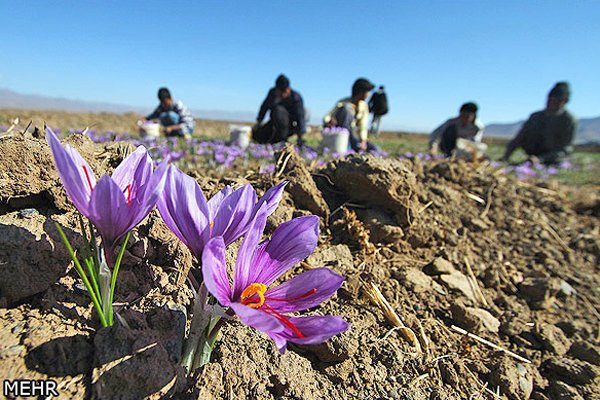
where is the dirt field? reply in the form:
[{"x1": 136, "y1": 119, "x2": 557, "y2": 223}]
[{"x1": 1, "y1": 110, "x2": 599, "y2": 400}]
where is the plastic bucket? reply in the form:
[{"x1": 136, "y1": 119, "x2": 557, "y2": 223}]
[
  {"x1": 321, "y1": 129, "x2": 349, "y2": 153},
  {"x1": 138, "y1": 121, "x2": 160, "y2": 139},
  {"x1": 229, "y1": 125, "x2": 251, "y2": 149}
]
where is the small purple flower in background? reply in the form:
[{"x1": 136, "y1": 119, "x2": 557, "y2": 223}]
[
  {"x1": 559, "y1": 160, "x2": 572, "y2": 169},
  {"x1": 157, "y1": 165, "x2": 287, "y2": 258},
  {"x1": 202, "y1": 215, "x2": 349, "y2": 352},
  {"x1": 546, "y1": 166, "x2": 559, "y2": 175},
  {"x1": 260, "y1": 164, "x2": 276, "y2": 175}
]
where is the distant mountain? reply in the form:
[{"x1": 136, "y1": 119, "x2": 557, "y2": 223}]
[
  {"x1": 484, "y1": 114, "x2": 600, "y2": 144},
  {"x1": 0, "y1": 88, "x2": 255, "y2": 122}
]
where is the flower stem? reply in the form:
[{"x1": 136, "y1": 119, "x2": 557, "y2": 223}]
[
  {"x1": 54, "y1": 222, "x2": 108, "y2": 327},
  {"x1": 84, "y1": 257, "x2": 102, "y2": 303},
  {"x1": 107, "y1": 231, "x2": 130, "y2": 326}
]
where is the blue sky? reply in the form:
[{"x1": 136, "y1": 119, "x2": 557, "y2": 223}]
[{"x1": 1, "y1": 1, "x2": 598, "y2": 132}]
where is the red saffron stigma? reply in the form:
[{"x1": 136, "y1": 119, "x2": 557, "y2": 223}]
[
  {"x1": 240, "y1": 284, "x2": 318, "y2": 339},
  {"x1": 126, "y1": 184, "x2": 131, "y2": 207},
  {"x1": 82, "y1": 165, "x2": 93, "y2": 192}
]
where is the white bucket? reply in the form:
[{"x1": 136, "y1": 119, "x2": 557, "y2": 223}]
[
  {"x1": 229, "y1": 125, "x2": 251, "y2": 149},
  {"x1": 138, "y1": 121, "x2": 160, "y2": 139},
  {"x1": 321, "y1": 129, "x2": 349, "y2": 153}
]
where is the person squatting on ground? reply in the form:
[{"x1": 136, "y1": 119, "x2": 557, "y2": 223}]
[
  {"x1": 368, "y1": 85, "x2": 389, "y2": 136},
  {"x1": 429, "y1": 102, "x2": 484, "y2": 157},
  {"x1": 501, "y1": 82, "x2": 578, "y2": 165},
  {"x1": 323, "y1": 78, "x2": 381, "y2": 153},
  {"x1": 145, "y1": 87, "x2": 195, "y2": 138},
  {"x1": 253, "y1": 74, "x2": 306, "y2": 146}
]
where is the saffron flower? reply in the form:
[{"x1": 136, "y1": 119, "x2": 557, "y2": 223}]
[
  {"x1": 202, "y1": 215, "x2": 349, "y2": 352},
  {"x1": 46, "y1": 128, "x2": 168, "y2": 258},
  {"x1": 157, "y1": 165, "x2": 287, "y2": 258}
]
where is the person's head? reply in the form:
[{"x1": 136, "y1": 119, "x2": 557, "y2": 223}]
[
  {"x1": 546, "y1": 82, "x2": 570, "y2": 113},
  {"x1": 458, "y1": 102, "x2": 478, "y2": 126},
  {"x1": 379, "y1": 85, "x2": 385, "y2": 92},
  {"x1": 275, "y1": 74, "x2": 291, "y2": 98},
  {"x1": 352, "y1": 78, "x2": 375, "y2": 101},
  {"x1": 158, "y1": 87, "x2": 172, "y2": 108}
]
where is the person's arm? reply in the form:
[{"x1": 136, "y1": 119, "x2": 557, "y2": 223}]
[
  {"x1": 146, "y1": 106, "x2": 160, "y2": 120},
  {"x1": 175, "y1": 101, "x2": 195, "y2": 134},
  {"x1": 323, "y1": 101, "x2": 341, "y2": 127},
  {"x1": 501, "y1": 118, "x2": 531, "y2": 161},
  {"x1": 294, "y1": 92, "x2": 306, "y2": 138},
  {"x1": 429, "y1": 120, "x2": 450, "y2": 149},
  {"x1": 257, "y1": 89, "x2": 275, "y2": 124},
  {"x1": 357, "y1": 101, "x2": 369, "y2": 147},
  {"x1": 472, "y1": 120, "x2": 484, "y2": 142}
]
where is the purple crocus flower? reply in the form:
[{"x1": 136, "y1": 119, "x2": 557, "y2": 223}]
[
  {"x1": 46, "y1": 128, "x2": 168, "y2": 258},
  {"x1": 202, "y1": 215, "x2": 349, "y2": 353},
  {"x1": 157, "y1": 165, "x2": 287, "y2": 258}
]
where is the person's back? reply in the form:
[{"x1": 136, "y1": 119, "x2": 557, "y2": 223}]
[{"x1": 369, "y1": 89, "x2": 388, "y2": 117}]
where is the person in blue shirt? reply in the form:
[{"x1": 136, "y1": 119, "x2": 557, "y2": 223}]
[{"x1": 253, "y1": 74, "x2": 306, "y2": 145}]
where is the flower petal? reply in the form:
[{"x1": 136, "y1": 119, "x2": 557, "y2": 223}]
[
  {"x1": 267, "y1": 315, "x2": 349, "y2": 353},
  {"x1": 89, "y1": 175, "x2": 130, "y2": 252},
  {"x1": 251, "y1": 181, "x2": 288, "y2": 220},
  {"x1": 201, "y1": 237, "x2": 232, "y2": 306},
  {"x1": 207, "y1": 186, "x2": 234, "y2": 221},
  {"x1": 46, "y1": 128, "x2": 95, "y2": 216},
  {"x1": 211, "y1": 184, "x2": 256, "y2": 246},
  {"x1": 252, "y1": 215, "x2": 319, "y2": 287},
  {"x1": 263, "y1": 268, "x2": 345, "y2": 313},
  {"x1": 157, "y1": 165, "x2": 210, "y2": 257},
  {"x1": 229, "y1": 302, "x2": 285, "y2": 334},
  {"x1": 129, "y1": 160, "x2": 168, "y2": 225},
  {"x1": 111, "y1": 146, "x2": 152, "y2": 193},
  {"x1": 231, "y1": 203, "x2": 269, "y2": 299}
]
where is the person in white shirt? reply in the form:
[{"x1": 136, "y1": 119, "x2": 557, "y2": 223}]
[{"x1": 429, "y1": 102, "x2": 484, "y2": 156}]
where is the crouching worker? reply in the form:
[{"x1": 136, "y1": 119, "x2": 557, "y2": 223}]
[
  {"x1": 429, "y1": 102, "x2": 484, "y2": 157},
  {"x1": 501, "y1": 82, "x2": 577, "y2": 164},
  {"x1": 253, "y1": 74, "x2": 306, "y2": 146},
  {"x1": 323, "y1": 78, "x2": 380, "y2": 152},
  {"x1": 143, "y1": 87, "x2": 195, "y2": 138}
]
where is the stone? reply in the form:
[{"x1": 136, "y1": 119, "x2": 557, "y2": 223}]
[
  {"x1": 489, "y1": 356, "x2": 533, "y2": 400},
  {"x1": 423, "y1": 257, "x2": 456, "y2": 275},
  {"x1": 543, "y1": 356, "x2": 599, "y2": 385},
  {"x1": 438, "y1": 271, "x2": 477, "y2": 302},
  {"x1": 0, "y1": 212, "x2": 80, "y2": 303},
  {"x1": 548, "y1": 381, "x2": 583, "y2": 400},
  {"x1": 396, "y1": 268, "x2": 435, "y2": 293},
  {"x1": 518, "y1": 277, "x2": 560, "y2": 309},
  {"x1": 451, "y1": 303, "x2": 500, "y2": 333},
  {"x1": 568, "y1": 341, "x2": 600, "y2": 365},
  {"x1": 536, "y1": 323, "x2": 571, "y2": 356},
  {"x1": 92, "y1": 323, "x2": 185, "y2": 400},
  {"x1": 558, "y1": 280, "x2": 577, "y2": 297}
]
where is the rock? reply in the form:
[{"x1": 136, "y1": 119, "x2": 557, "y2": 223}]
[
  {"x1": 423, "y1": 257, "x2": 456, "y2": 275},
  {"x1": 146, "y1": 303, "x2": 187, "y2": 364},
  {"x1": 395, "y1": 268, "x2": 435, "y2": 293},
  {"x1": 305, "y1": 244, "x2": 353, "y2": 270},
  {"x1": 558, "y1": 280, "x2": 577, "y2": 297},
  {"x1": 489, "y1": 356, "x2": 533, "y2": 400},
  {"x1": 543, "y1": 356, "x2": 599, "y2": 385},
  {"x1": 360, "y1": 208, "x2": 404, "y2": 243},
  {"x1": 92, "y1": 323, "x2": 185, "y2": 400},
  {"x1": 0, "y1": 212, "x2": 80, "y2": 303},
  {"x1": 327, "y1": 154, "x2": 419, "y2": 226},
  {"x1": 438, "y1": 271, "x2": 477, "y2": 303},
  {"x1": 274, "y1": 144, "x2": 329, "y2": 218},
  {"x1": 548, "y1": 381, "x2": 583, "y2": 400},
  {"x1": 518, "y1": 277, "x2": 560, "y2": 309},
  {"x1": 294, "y1": 331, "x2": 357, "y2": 363},
  {"x1": 568, "y1": 341, "x2": 600, "y2": 365},
  {"x1": 450, "y1": 303, "x2": 500, "y2": 333},
  {"x1": 536, "y1": 323, "x2": 571, "y2": 356}
]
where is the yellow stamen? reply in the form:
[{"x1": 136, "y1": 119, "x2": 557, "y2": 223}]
[
  {"x1": 209, "y1": 221, "x2": 214, "y2": 228},
  {"x1": 240, "y1": 283, "x2": 267, "y2": 308}
]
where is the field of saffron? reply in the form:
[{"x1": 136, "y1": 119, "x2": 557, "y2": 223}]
[{"x1": 0, "y1": 109, "x2": 599, "y2": 400}]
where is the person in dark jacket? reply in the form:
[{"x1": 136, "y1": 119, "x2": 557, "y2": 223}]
[
  {"x1": 368, "y1": 85, "x2": 388, "y2": 136},
  {"x1": 253, "y1": 74, "x2": 306, "y2": 145},
  {"x1": 501, "y1": 82, "x2": 578, "y2": 164}
]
